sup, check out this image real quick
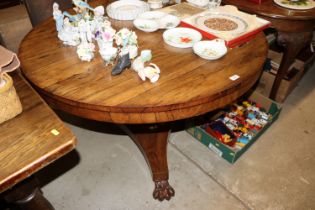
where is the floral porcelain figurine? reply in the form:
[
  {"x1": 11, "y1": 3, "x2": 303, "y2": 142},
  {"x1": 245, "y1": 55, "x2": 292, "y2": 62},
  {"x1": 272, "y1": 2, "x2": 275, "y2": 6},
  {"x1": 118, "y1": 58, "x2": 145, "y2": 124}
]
[
  {"x1": 58, "y1": 18, "x2": 80, "y2": 46},
  {"x1": 52, "y1": 1, "x2": 142, "y2": 70},
  {"x1": 112, "y1": 28, "x2": 138, "y2": 75},
  {"x1": 76, "y1": 42, "x2": 95, "y2": 61},
  {"x1": 132, "y1": 50, "x2": 160, "y2": 83},
  {"x1": 53, "y1": 3, "x2": 64, "y2": 32},
  {"x1": 114, "y1": 28, "x2": 138, "y2": 59}
]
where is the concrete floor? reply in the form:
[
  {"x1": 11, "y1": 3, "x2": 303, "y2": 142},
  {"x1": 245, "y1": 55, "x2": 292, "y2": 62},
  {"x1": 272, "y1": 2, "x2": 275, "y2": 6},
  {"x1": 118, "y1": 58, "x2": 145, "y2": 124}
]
[{"x1": 1, "y1": 5, "x2": 315, "y2": 210}]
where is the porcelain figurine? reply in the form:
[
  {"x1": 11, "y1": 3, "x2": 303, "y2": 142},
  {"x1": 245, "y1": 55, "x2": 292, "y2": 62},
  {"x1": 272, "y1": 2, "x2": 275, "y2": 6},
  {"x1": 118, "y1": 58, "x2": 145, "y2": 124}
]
[
  {"x1": 77, "y1": 42, "x2": 95, "y2": 61},
  {"x1": 58, "y1": 18, "x2": 80, "y2": 46},
  {"x1": 115, "y1": 28, "x2": 138, "y2": 58},
  {"x1": 100, "y1": 47, "x2": 118, "y2": 66},
  {"x1": 53, "y1": 3, "x2": 64, "y2": 32},
  {"x1": 138, "y1": 63, "x2": 160, "y2": 83},
  {"x1": 112, "y1": 53, "x2": 131, "y2": 75},
  {"x1": 63, "y1": 11, "x2": 82, "y2": 23},
  {"x1": 72, "y1": 0, "x2": 94, "y2": 15},
  {"x1": 132, "y1": 50, "x2": 160, "y2": 83},
  {"x1": 78, "y1": 19, "x2": 93, "y2": 43},
  {"x1": 132, "y1": 49, "x2": 152, "y2": 72}
]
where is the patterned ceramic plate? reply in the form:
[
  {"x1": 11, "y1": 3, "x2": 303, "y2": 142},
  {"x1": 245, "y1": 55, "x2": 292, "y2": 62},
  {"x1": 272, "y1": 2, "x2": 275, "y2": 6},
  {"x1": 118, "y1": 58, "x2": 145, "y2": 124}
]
[
  {"x1": 163, "y1": 27, "x2": 202, "y2": 48},
  {"x1": 193, "y1": 13, "x2": 248, "y2": 35},
  {"x1": 273, "y1": 0, "x2": 315, "y2": 10}
]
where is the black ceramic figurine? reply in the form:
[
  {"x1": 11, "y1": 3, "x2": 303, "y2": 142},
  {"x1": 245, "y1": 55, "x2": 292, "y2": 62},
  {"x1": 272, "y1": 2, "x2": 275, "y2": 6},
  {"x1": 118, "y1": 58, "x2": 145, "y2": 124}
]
[{"x1": 111, "y1": 53, "x2": 131, "y2": 76}]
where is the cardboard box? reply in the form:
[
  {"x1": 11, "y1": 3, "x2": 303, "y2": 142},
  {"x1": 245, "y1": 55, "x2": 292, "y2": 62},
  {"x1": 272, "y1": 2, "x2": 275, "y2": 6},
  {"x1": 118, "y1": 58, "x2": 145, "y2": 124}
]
[
  {"x1": 256, "y1": 50, "x2": 305, "y2": 103},
  {"x1": 186, "y1": 91, "x2": 281, "y2": 163}
]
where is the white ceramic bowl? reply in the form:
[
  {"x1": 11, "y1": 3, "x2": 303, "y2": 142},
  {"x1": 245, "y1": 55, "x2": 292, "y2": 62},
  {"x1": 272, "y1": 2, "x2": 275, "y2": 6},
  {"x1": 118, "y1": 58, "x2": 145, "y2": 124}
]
[
  {"x1": 193, "y1": 39, "x2": 227, "y2": 60},
  {"x1": 133, "y1": 18, "x2": 159, "y2": 32},
  {"x1": 158, "y1": 14, "x2": 180, "y2": 29},
  {"x1": 106, "y1": 0, "x2": 150, "y2": 20},
  {"x1": 138, "y1": 11, "x2": 167, "y2": 20}
]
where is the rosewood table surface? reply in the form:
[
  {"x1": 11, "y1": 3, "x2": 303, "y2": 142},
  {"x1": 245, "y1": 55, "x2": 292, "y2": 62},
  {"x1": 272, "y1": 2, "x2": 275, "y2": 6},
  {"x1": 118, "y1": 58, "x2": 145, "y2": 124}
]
[
  {"x1": 0, "y1": 73, "x2": 76, "y2": 209},
  {"x1": 18, "y1": 0, "x2": 268, "y2": 201},
  {"x1": 223, "y1": 0, "x2": 315, "y2": 100}
]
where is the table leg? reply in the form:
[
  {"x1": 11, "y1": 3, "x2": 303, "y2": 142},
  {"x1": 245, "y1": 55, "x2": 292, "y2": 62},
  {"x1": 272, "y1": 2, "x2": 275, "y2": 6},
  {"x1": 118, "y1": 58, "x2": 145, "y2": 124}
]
[
  {"x1": 2, "y1": 176, "x2": 55, "y2": 210},
  {"x1": 120, "y1": 124, "x2": 175, "y2": 201},
  {"x1": 270, "y1": 31, "x2": 312, "y2": 100}
]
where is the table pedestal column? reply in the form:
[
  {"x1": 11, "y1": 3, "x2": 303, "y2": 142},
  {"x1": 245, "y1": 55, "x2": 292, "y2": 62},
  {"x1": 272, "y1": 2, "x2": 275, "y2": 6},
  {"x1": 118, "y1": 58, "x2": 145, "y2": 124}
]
[
  {"x1": 120, "y1": 124, "x2": 175, "y2": 201},
  {"x1": 2, "y1": 176, "x2": 55, "y2": 210},
  {"x1": 270, "y1": 31, "x2": 313, "y2": 100}
]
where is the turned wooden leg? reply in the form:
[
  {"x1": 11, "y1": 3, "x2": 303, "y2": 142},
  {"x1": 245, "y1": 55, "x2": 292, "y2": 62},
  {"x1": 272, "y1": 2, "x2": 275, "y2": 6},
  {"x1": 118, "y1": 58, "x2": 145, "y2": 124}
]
[
  {"x1": 120, "y1": 124, "x2": 175, "y2": 201},
  {"x1": 2, "y1": 176, "x2": 55, "y2": 210},
  {"x1": 270, "y1": 31, "x2": 312, "y2": 100}
]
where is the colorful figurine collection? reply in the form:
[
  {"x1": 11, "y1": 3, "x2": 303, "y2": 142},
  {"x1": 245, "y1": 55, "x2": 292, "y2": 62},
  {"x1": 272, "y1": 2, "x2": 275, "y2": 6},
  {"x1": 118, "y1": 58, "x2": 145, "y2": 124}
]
[
  {"x1": 52, "y1": 1, "x2": 161, "y2": 80},
  {"x1": 202, "y1": 100, "x2": 272, "y2": 150}
]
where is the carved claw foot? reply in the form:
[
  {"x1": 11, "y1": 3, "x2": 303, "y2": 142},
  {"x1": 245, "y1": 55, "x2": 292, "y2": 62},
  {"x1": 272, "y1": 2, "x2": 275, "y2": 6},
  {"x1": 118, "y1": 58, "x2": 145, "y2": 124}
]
[{"x1": 153, "y1": 180, "x2": 175, "y2": 201}]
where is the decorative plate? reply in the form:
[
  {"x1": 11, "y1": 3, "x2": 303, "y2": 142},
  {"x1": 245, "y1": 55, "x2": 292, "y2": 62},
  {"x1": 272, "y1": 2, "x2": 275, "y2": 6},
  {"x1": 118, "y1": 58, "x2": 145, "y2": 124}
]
[
  {"x1": 106, "y1": 0, "x2": 150, "y2": 20},
  {"x1": 273, "y1": 0, "x2": 315, "y2": 10},
  {"x1": 193, "y1": 39, "x2": 227, "y2": 60},
  {"x1": 133, "y1": 18, "x2": 159, "y2": 32},
  {"x1": 193, "y1": 13, "x2": 248, "y2": 35},
  {"x1": 163, "y1": 27, "x2": 202, "y2": 48}
]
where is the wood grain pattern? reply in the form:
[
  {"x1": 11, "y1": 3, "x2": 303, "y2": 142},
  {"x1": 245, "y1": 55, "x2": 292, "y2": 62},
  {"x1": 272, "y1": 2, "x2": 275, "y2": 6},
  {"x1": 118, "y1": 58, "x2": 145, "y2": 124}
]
[
  {"x1": 19, "y1": 0, "x2": 268, "y2": 124},
  {"x1": 0, "y1": 73, "x2": 76, "y2": 193},
  {"x1": 223, "y1": 0, "x2": 315, "y2": 20},
  {"x1": 222, "y1": 0, "x2": 315, "y2": 100}
]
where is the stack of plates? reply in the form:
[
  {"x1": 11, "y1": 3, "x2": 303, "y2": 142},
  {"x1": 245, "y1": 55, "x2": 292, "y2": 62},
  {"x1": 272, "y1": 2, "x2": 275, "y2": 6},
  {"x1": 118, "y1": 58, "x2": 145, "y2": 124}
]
[{"x1": 106, "y1": 0, "x2": 150, "y2": 20}]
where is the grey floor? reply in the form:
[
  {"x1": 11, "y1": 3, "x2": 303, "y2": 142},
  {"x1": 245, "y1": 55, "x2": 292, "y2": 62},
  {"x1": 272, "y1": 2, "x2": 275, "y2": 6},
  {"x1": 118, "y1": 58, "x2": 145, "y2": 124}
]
[{"x1": 1, "y1": 5, "x2": 315, "y2": 210}]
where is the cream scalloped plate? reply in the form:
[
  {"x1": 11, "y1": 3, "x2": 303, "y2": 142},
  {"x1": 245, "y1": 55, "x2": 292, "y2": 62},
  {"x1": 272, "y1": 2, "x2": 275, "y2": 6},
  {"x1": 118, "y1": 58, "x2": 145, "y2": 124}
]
[
  {"x1": 273, "y1": 0, "x2": 315, "y2": 10},
  {"x1": 106, "y1": 0, "x2": 150, "y2": 20},
  {"x1": 163, "y1": 27, "x2": 202, "y2": 48}
]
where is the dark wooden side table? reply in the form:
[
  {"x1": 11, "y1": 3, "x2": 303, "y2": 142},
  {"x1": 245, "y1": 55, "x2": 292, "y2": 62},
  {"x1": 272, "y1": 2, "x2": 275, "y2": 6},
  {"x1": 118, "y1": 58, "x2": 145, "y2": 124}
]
[
  {"x1": 18, "y1": 0, "x2": 268, "y2": 201},
  {"x1": 223, "y1": 0, "x2": 315, "y2": 100},
  {"x1": 0, "y1": 73, "x2": 76, "y2": 210}
]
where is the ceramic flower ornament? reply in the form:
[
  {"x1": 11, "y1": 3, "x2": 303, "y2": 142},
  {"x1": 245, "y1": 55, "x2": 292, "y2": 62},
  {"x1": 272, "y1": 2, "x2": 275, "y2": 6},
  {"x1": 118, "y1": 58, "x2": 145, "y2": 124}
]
[
  {"x1": 132, "y1": 50, "x2": 160, "y2": 83},
  {"x1": 114, "y1": 28, "x2": 138, "y2": 59}
]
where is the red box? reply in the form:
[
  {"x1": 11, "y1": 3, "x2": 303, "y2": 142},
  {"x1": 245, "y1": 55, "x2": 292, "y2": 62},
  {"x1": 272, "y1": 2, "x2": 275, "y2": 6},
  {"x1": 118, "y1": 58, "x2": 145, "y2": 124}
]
[{"x1": 249, "y1": 0, "x2": 266, "y2": 4}]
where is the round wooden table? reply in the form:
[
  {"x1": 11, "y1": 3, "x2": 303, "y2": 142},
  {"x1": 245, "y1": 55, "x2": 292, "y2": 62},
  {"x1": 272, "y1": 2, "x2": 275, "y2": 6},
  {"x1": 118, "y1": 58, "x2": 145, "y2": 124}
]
[
  {"x1": 223, "y1": 0, "x2": 315, "y2": 100},
  {"x1": 19, "y1": 4, "x2": 268, "y2": 201}
]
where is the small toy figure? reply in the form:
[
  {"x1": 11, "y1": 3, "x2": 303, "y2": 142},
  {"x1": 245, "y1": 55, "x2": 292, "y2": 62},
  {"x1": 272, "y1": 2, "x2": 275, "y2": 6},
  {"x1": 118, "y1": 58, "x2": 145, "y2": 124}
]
[{"x1": 53, "y1": 3, "x2": 64, "y2": 32}]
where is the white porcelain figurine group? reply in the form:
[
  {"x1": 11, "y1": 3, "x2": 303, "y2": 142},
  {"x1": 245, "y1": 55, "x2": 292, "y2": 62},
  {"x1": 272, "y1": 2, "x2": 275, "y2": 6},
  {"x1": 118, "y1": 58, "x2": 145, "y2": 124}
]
[{"x1": 52, "y1": 0, "x2": 160, "y2": 82}]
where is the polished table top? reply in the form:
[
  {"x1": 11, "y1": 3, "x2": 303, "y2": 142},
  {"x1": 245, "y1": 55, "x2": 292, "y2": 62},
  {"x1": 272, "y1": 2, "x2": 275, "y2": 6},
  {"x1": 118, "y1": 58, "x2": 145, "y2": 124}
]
[{"x1": 19, "y1": 13, "x2": 268, "y2": 124}]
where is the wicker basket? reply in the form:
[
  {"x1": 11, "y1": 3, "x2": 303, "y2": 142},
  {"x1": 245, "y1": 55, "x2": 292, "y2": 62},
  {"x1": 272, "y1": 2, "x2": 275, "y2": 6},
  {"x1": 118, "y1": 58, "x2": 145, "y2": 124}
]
[{"x1": 0, "y1": 73, "x2": 22, "y2": 124}]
